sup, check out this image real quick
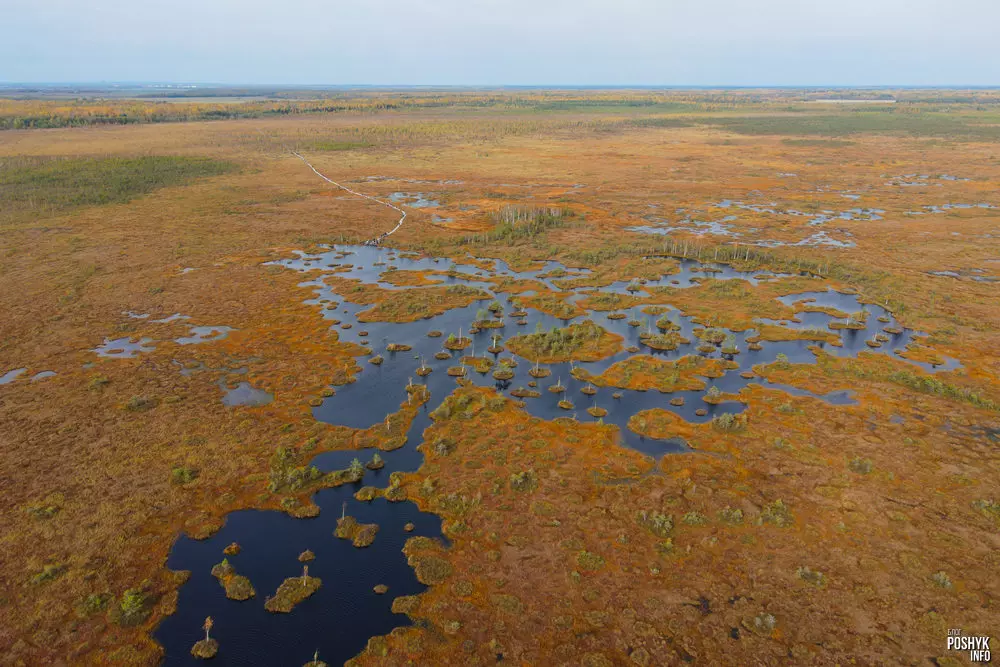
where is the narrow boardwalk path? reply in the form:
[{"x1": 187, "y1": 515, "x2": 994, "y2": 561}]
[{"x1": 292, "y1": 151, "x2": 407, "y2": 244}]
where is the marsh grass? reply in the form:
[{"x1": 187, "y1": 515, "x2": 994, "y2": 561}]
[{"x1": 0, "y1": 155, "x2": 234, "y2": 225}]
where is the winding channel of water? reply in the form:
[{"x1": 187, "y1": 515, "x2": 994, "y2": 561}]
[{"x1": 155, "y1": 245, "x2": 956, "y2": 664}]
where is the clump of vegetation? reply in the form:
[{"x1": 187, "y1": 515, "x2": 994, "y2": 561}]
[
  {"x1": 796, "y1": 566, "x2": 826, "y2": 587},
  {"x1": 639, "y1": 330, "x2": 687, "y2": 351},
  {"x1": 335, "y1": 515, "x2": 379, "y2": 547},
  {"x1": 575, "y1": 550, "x2": 606, "y2": 572},
  {"x1": 506, "y1": 320, "x2": 621, "y2": 363},
  {"x1": 972, "y1": 499, "x2": 1000, "y2": 523},
  {"x1": 366, "y1": 452, "x2": 384, "y2": 470},
  {"x1": 267, "y1": 447, "x2": 361, "y2": 495},
  {"x1": 265, "y1": 568, "x2": 322, "y2": 613},
  {"x1": 637, "y1": 510, "x2": 673, "y2": 538},
  {"x1": 746, "y1": 612, "x2": 777, "y2": 636},
  {"x1": 444, "y1": 334, "x2": 472, "y2": 350},
  {"x1": 719, "y1": 506, "x2": 744, "y2": 524},
  {"x1": 211, "y1": 559, "x2": 255, "y2": 600},
  {"x1": 404, "y1": 538, "x2": 454, "y2": 585},
  {"x1": 759, "y1": 500, "x2": 794, "y2": 527},
  {"x1": 110, "y1": 587, "x2": 153, "y2": 627},
  {"x1": 681, "y1": 512, "x2": 708, "y2": 526},
  {"x1": 464, "y1": 206, "x2": 570, "y2": 245},
  {"x1": 124, "y1": 395, "x2": 158, "y2": 412},
  {"x1": 711, "y1": 412, "x2": 747, "y2": 432},
  {"x1": 190, "y1": 616, "x2": 218, "y2": 659},
  {"x1": 24, "y1": 495, "x2": 62, "y2": 520},
  {"x1": 886, "y1": 370, "x2": 999, "y2": 412},
  {"x1": 171, "y1": 466, "x2": 199, "y2": 485},
  {"x1": 848, "y1": 457, "x2": 873, "y2": 474},
  {"x1": 931, "y1": 571, "x2": 953, "y2": 589},
  {"x1": 76, "y1": 593, "x2": 110, "y2": 618},
  {"x1": 510, "y1": 470, "x2": 538, "y2": 492},
  {"x1": 31, "y1": 563, "x2": 67, "y2": 585}
]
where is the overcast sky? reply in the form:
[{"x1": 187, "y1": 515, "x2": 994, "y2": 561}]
[{"x1": 3, "y1": 0, "x2": 999, "y2": 86}]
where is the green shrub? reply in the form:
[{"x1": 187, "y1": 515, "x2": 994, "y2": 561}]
[
  {"x1": 575, "y1": 550, "x2": 605, "y2": 572},
  {"x1": 116, "y1": 588, "x2": 151, "y2": 626},
  {"x1": 510, "y1": 470, "x2": 537, "y2": 492},
  {"x1": 170, "y1": 466, "x2": 199, "y2": 485},
  {"x1": 759, "y1": 499, "x2": 794, "y2": 527},
  {"x1": 637, "y1": 510, "x2": 673, "y2": 538},
  {"x1": 718, "y1": 506, "x2": 744, "y2": 524},
  {"x1": 681, "y1": 512, "x2": 708, "y2": 526},
  {"x1": 31, "y1": 563, "x2": 67, "y2": 585},
  {"x1": 712, "y1": 413, "x2": 747, "y2": 432}
]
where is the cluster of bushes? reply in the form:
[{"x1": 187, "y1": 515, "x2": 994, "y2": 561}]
[
  {"x1": 711, "y1": 412, "x2": 747, "y2": 432},
  {"x1": 887, "y1": 370, "x2": 998, "y2": 411},
  {"x1": 463, "y1": 206, "x2": 571, "y2": 245},
  {"x1": 512, "y1": 320, "x2": 605, "y2": 358}
]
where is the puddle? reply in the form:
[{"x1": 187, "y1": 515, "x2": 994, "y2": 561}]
[
  {"x1": 31, "y1": 371, "x2": 57, "y2": 382},
  {"x1": 388, "y1": 192, "x2": 440, "y2": 208},
  {"x1": 0, "y1": 368, "x2": 27, "y2": 385},
  {"x1": 176, "y1": 326, "x2": 235, "y2": 346},
  {"x1": 155, "y1": 313, "x2": 192, "y2": 323},
  {"x1": 221, "y1": 382, "x2": 273, "y2": 407},
  {"x1": 93, "y1": 337, "x2": 156, "y2": 359}
]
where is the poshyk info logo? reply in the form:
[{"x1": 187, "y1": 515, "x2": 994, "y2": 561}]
[{"x1": 948, "y1": 628, "x2": 991, "y2": 663}]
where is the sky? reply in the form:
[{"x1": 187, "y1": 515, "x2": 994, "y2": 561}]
[{"x1": 2, "y1": 0, "x2": 999, "y2": 86}]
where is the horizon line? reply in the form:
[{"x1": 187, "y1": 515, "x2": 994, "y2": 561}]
[{"x1": 3, "y1": 82, "x2": 1000, "y2": 90}]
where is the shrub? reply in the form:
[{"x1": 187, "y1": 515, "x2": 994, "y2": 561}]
[
  {"x1": 712, "y1": 413, "x2": 747, "y2": 432},
  {"x1": 510, "y1": 470, "x2": 537, "y2": 492},
  {"x1": 931, "y1": 571, "x2": 953, "y2": 589},
  {"x1": 681, "y1": 512, "x2": 708, "y2": 526},
  {"x1": 848, "y1": 457, "x2": 873, "y2": 474},
  {"x1": 759, "y1": 499, "x2": 794, "y2": 527},
  {"x1": 718, "y1": 506, "x2": 744, "y2": 524},
  {"x1": 973, "y1": 499, "x2": 1000, "y2": 522},
  {"x1": 116, "y1": 588, "x2": 151, "y2": 626},
  {"x1": 575, "y1": 550, "x2": 605, "y2": 572},
  {"x1": 171, "y1": 466, "x2": 199, "y2": 485},
  {"x1": 751, "y1": 613, "x2": 777, "y2": 634},
  {"x1": 31, "y1": 563, "x2": 67, "y2": 585},
  {"x1": 124, "y1": 395, "x2": 158, "y2": 412},
  {"x1": 637, "y1": 510, "x2": 673, "y2": 538},
  {"x1": 796, "y1": 566, "x2": 826, "y2": 586}
]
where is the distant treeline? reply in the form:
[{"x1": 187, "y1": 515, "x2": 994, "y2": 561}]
[{"x1": 4, "y1": 89, "x2": 1000, "y2": 131}]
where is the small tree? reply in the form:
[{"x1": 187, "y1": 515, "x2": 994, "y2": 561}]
[{"x1": 203, "y1": 616, "x2": 214, "y2": 642}]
